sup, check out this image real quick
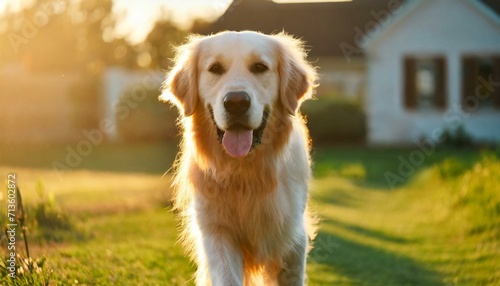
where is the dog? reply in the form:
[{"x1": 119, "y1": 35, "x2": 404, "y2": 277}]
[{"x1": 161, "y1": 31, "x2": 318, "y2": 286}]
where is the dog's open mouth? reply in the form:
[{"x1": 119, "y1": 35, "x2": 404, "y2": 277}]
[{"x1": 209, "y1": 107, "x2": 269, "y2": 158}]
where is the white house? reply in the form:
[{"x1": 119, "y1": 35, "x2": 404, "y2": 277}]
[
  {"x1": 103, "y1": 67, "x2": 164, "y2": 140},
  {"x1": 365, "y1": 0, "x2": 500, "y2": 145}
]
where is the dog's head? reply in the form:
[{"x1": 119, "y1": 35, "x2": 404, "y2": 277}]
[{"x1": 161, "y1": 31, "x2": 317, "y2": 158}]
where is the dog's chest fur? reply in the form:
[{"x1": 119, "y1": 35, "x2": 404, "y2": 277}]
[{"x1": 193, "y1": 159, "x2": 297, "y2": 260}]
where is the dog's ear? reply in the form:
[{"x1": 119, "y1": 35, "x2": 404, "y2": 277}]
[
  {"x1": 160, "y1": 36, "x2": 201, "y2": 117},
  {"x1": 275, "y1": 33, "x2": 317, "y2": 115}
]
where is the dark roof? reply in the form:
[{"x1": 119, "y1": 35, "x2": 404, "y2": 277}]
[
  {"x1": 482, "y1": 0, "x2": 500, "y2": 15},
  {"x1": 194, "y1": 0, "x2": 500, "y2": 58}
]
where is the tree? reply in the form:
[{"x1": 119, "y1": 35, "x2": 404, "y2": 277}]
[
  {"x1": 0, "y1": 0, "x2": 137, "y2": 72},
  {"x1": 139, "y1": 18, "x2": 186, "y2": 70}
]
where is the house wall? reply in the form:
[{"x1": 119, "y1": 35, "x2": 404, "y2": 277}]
[
  {"x1": 0, "y1": 67, "x2": 165, "y2": 144},
  {"x1": 366, "y1": 0, "x2": 500, "y2": 145},
  {"x1": 315, "y1": 57, "x2": 366, "y2": 100},
  {"x1": 103, "y1": 68, "x2": 164, "y2": 140}
]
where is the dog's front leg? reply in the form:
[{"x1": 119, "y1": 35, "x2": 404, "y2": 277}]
[
  {"x1": 278, "y1": 229, "x2": 307, "y2": 286},
  {"x1": 202, "y1": 231, "x2": 243, "y2": 286}
]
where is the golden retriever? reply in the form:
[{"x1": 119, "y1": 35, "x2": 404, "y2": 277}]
[{"x1": 161, "y1": 31, "x2": 318, "y2": 286}]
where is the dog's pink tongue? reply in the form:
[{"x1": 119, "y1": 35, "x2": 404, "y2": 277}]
[{"x1": 222, "y1": 129, "x2": 253, "y2": 158}]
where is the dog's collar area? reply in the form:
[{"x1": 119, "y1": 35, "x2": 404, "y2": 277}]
[{"x1": 208, "y1": 106, "x2": 269, "y2": 149}]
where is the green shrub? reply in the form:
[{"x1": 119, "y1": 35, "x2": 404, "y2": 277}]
[
  {"x1": 435, "y1": 153, "x2": 500, "y2": 235},
  {"x1": 436, "y1": 157, "x2": 468, "y2": 179},
  {"x1": 441, "y1": 124, "x2": 473, "y2": 147},
  {"x1": 0, "y1": 181, "x2": 81, "y2": 244},
  {"x1": 454, "y1": 154, "x2": 500, "y2": 234},
  {"x1": 33, "y1": 197, "x2": 73, "y2": 233},
  {"x1": 301, "y1": 98, "x2": 366, "y2": 144},
  {"x1": 30, "y1": 181, "x2": 81, "y2": 243},
  {"x1": 116, "y1": 87, "x2": 180, "y2": 142}
]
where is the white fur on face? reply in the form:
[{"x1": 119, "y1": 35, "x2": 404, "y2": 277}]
[{"x1": 197, "y1": 31, "x2": 279, "y2": 131}]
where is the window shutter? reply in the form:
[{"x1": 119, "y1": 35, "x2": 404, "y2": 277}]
[
  {"x1": 493, "y1": 56, "x2": 500, "y2": 109},
  {"x1": 435, "y1": 57, "x2": 447, "y2": 109},
  {"x1": 462, "y1": 57, "x2": 477, "y2": 109},
  {"x1": 404, "y1": 57, "x2": 416, "y2": 109}
]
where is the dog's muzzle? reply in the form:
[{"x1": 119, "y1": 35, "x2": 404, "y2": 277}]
[{"x1": 208, "y1": 94, "x2": 269, "y2": 159}]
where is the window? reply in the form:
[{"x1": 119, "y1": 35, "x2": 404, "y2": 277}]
[
  {"x1": 462, "y1": 56, "x2": 500, "y2": 110},
  {"x1": 404, "y1": 57, "x2": 447, "y2": 110}
]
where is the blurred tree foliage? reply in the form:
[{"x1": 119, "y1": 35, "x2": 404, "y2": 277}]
[
  {"x1": 0, "y1": 0, "x2": 186, "y2": 72},
  {"x1": 139, "y1": 19, "x2": 186, "y2": 70}
]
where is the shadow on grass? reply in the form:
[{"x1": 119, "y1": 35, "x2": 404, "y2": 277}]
[
  {"x1": 309, "y1": 231, "x2": 443, "y2": 286},
  {"x1": 313, "y1": 186, "x2": 361, "y2": 207},
  {"x1": 324, "y1": 218, "x2": 414, "y2": 244}
]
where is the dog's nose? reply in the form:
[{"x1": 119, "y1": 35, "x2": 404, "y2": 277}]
[{"x1": 223, "y1": 91, "x2": 250, "y2": 115}]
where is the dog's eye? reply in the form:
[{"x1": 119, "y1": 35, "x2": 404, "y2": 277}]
[
  {"x1": 208, "y1": 63, "x2": 225, "y2": 75},
  {"x1": 250, "y1": 63, "x2": 269, "y2": 74}
]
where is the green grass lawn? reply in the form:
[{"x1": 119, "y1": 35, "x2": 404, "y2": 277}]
[{"x1": 1, "y1": 143, "x2": 499, "y2": 285}]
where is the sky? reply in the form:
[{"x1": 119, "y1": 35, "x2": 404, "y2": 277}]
[
  {"x1": 0, "y1": 0, "x2": 350, "y2": 43},
  {"x1": 0, "y1": 0, "x2": 232, "y2": 44},
  {"x1": 111, "y1": 0, "x2": 232, "y2": 43}
]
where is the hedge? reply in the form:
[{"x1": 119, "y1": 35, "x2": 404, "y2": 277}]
[
  {"x1": 301, "y1": 98, "x2": 366, "y2": 144},
  {"x1": 116, "y1": 87, "x2": 179, "y2": 141}
]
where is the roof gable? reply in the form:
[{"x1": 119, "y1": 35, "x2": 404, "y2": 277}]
[
  {"x1": 195, "y1": 0, "x2": 500, "y2": 58},
  {"x1": 364, "y1": 0, "x2": 500, "y2": 52},
  {"x1": 194, "y1": 0, "x2": 405, "y2": 57}
]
